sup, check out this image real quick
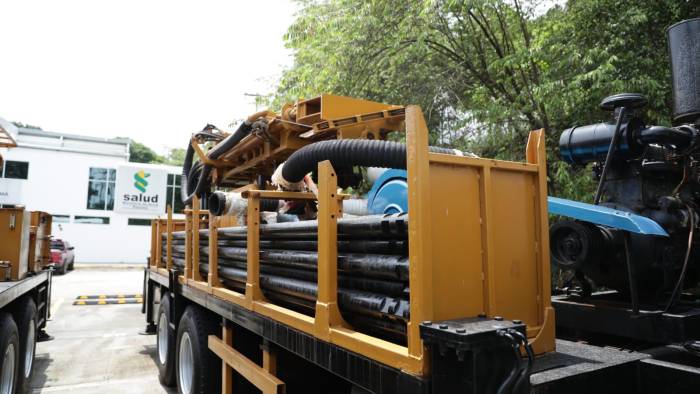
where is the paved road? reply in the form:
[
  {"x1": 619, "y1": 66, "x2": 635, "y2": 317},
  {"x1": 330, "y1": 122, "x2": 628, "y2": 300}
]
[{"x1": 30, "y1": 265, "x2": 173, "y2": 393}]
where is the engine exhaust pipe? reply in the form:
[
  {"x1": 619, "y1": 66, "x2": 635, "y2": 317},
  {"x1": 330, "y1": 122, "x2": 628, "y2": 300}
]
[{"x1": 668, "y1": 18, "x2": 700, "y2": 125}]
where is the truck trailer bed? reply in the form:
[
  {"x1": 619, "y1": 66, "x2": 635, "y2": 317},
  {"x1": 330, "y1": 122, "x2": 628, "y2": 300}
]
[
  {"x1": 146, "y1": 267, "x2": 700, "y2": 393},
  {"x1": 0, "y1": 271, "x2": 51, "y2": 329}
]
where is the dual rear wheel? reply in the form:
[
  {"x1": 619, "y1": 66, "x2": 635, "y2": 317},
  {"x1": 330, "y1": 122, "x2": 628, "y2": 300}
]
[
  {"x1": 155, "y1": 295, "x2": 220, "y2": 394},
  {"x1": 0, "y1": 313, "x2": 18, "y2": 394},
  {"x1": 15, "y1": 298, "x2": 37, "y2": 393},
  {"x1": 0, "y1": 297, "x2": 37, "y2": 394},
  {"x1": 156, "y1": 295, "x2": 175, "y2": 386}
]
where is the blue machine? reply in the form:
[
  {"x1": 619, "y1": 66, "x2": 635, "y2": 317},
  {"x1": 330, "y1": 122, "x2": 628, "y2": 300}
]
[
  {"x1": 366, "y1": 169, "x2": 408, "y2": 214},
  {"x1": 548, "y1": 197, "x2": 668, "y2": 237},
  {"x1": 365, "y1": 169, "x2": 668, "y2": 236}
]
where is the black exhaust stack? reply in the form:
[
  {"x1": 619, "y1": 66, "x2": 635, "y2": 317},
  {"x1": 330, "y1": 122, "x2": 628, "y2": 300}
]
[{"x1": 668, "y1": 18, "x2": 700, "y2": 125}]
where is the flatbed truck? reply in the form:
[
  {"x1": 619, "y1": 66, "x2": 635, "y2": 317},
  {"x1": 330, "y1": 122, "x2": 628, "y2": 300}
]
[
  {"x1": 0, "y1": 127, "x2": 53, "y2": 394},
  {"x1": 141, "y1": 98, "x2": 700, "y2": 393}
]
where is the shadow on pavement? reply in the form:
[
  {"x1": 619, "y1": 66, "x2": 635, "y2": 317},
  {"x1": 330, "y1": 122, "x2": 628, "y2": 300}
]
[
  {"x1": 30, "y1": 352, "x2": 52, "y2": 390},
  {"x1": 141, "y1": 344, "x2": 176, "y2": 393}
]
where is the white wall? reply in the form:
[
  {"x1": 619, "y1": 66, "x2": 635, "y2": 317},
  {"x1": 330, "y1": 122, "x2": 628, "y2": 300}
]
[{"x1": 3, "y1": 144, "x2": 182, "y2": 263}]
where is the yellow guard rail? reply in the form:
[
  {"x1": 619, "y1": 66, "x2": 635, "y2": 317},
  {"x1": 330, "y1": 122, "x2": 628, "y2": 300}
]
[{"x1": 150, "y1": 104, "x2": 555, "y2": 378}]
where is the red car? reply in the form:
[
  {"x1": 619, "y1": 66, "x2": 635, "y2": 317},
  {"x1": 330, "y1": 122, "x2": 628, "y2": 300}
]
[{"x1": 50, "y1": 239, "x2": 75, "y2": 274}]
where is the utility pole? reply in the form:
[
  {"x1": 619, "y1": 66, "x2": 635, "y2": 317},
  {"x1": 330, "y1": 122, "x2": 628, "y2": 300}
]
[{"x1": 244, "y1": 93, "x2": 264, "y2": 111}]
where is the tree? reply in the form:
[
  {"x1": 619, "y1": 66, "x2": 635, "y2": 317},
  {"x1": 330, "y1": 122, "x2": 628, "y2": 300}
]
[
  {"x1": 162, "y1": 148, "x2": 186, "y2": 166},
  {"x1": 128, "y1": 140, "x2": 162, "y2": 164},
  {"x1": 272, "y1": 0, "x2": 699, "y2": 200},
  {"x1": 124, "y1": 140, "x2": 186, "y2": 166},
  {"x1": 276, "y1": 0, "x2": 552, "y2": 144}
]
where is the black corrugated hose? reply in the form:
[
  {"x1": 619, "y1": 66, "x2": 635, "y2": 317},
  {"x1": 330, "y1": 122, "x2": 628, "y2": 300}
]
[
  {"x1": 181, "y1": 122, "x2": 254, "y2": 205},
  {"x1": 208, "y1": 191, "x2": 281, "y2": 216},
  {"x1": 280, "y1": 139, "x2": 465, "y2": 184},
  {"x1": 184, "y1": 137, "x2": 469, "y2": 204}
]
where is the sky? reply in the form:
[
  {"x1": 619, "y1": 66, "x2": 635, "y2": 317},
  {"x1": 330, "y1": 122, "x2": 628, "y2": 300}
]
[{"x1": 0, "y1": 0, "x2": 297, "y2": 154}]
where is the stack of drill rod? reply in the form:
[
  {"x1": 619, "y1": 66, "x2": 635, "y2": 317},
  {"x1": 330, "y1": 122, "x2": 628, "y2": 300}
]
[{"x1": 163, "y1": 214, "x2": 410, "y2": 344}]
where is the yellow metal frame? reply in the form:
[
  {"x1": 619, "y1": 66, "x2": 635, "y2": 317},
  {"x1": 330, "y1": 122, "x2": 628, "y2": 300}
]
[
  {"x1": 150, "y1": 104, "x2": 555, "y2": 378},
  {"x1": 0, "y1": 208, "x2": 31, "y2": 281},
  {"x1": 210, "y1": 325, "x2": 285, "y2": 394},
  {"x1": 405, "y1": 106, "x2": 555, "y2": 359},
  {"x1": 187, "y1": 94, "x2": 405, "y2": 186}
]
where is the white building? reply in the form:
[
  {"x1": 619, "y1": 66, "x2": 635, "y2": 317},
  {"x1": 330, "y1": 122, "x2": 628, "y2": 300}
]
[{"x1": 0, "y1": 118, "x2": 184, "y2": 263}]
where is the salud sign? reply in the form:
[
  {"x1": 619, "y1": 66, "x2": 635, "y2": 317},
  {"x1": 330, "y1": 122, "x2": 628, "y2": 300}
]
[{"x1": 114, "y1": 165, "x2": 167, "y2": 214}]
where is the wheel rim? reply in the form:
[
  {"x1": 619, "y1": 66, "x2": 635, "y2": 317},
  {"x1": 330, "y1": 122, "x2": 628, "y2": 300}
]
[
  {"x1": 24, "y1": 321, "x2": 35, "y2": 378},
  {"x1": 0, "y1": 342, "x2": 16, "y2": 394},
  {"x1": 157, "y1": 313, "x2": 168, "y2": 365},
  {"x1": 178, "y1": 332, "x2": 194, "y2": 394}
]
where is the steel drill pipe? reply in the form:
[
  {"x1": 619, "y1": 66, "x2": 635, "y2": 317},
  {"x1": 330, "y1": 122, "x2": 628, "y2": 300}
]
[
  {"x1": 199, "y1": 246, "x2": 409, "y2": 281},
  {"x1": 167, "y1": 249, "x2": 408, "y2": 297},
  {"x1": 171, "y1": 233, "x2": 408, "y2": 242},
  {"x1": 168, "y1": 258, "x2": 408, "y2": 343},
  {"x1": 169, "y1": 240, "x2": 409, "y2": 280},
  {"x1": 229, "y1": 239, "x2": 408, "y2": 254},
  {"x1": 163, "y1": 214, "x2": 410, "y2": 343},
  {"x1": 343, "y1": 314, "x2": 407, "y2": 343},
  {"x1": 169, "y1": 238, "x2": 408, "y2": 255},
  {"x1": 258, "y1": 265, "x2": 408, "y2": 298},
  {"x1": 170, "y1": 258, "x2": 409, "y2": 321},
  {"x1": 169, "y1": 214, "x2": 409, "y2": 240}
]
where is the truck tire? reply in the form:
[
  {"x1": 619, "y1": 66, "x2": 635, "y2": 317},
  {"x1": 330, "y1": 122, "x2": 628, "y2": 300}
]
[
  {"x1": 0, "y1": 313, "x2": 20, "y2": 394},
  {"x1": 59, "y1": 261, "x2": 67, "y2": 275},
  {"x1": 156, "y1": 294, "x2": 176, "y2": 387},
  {"x1": 13, "y1": 297, "x2": 37, "y2": 394},
  {"x1": 175, "y1": 306, "x2": 220, "y2": 394}
]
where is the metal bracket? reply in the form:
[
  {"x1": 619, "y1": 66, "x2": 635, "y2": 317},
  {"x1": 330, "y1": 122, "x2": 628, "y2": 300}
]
[{"x1": 548, "y1": 196, "x2": 669, "y2": 236}]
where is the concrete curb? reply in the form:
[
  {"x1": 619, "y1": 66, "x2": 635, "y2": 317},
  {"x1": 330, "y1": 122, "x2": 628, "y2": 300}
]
[{"x1": 74, "y1": 263, "x2": 146, "y2": 270}]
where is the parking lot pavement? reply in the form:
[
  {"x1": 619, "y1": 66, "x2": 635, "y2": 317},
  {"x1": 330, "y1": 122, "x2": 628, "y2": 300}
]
[{"x1": 31, "y1": 265, "x2": 174, "y2": 394}]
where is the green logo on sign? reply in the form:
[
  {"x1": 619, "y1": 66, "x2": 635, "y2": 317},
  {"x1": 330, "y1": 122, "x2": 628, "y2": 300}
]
[{"x1": 134, "y1": 170, "x2": 150, "y2": 192}]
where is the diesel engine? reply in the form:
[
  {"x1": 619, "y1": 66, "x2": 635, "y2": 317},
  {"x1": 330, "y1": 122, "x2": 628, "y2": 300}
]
[{"x1": 551, "y1": 18, "x2": 700, "y2": 308}]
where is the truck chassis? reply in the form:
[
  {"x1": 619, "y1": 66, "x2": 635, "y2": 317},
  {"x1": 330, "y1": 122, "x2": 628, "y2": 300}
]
[{"x1": 144, "y1": 267, "x2": 700, "y2": 393}]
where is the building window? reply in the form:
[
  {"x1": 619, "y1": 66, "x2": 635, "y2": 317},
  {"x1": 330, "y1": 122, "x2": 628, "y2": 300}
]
[
  {"x1": 1, "y1": 161, "x2": 29, "y2": 179},
  {"x1": 165, "y1": 174, "x2": 184, "y2": 213},
  {"x1": 52, "y1": 215, "x2": 70, "y2": 223},
  {"x1": 128, "y1": 218, "x2": 152, "y2": 226},
  {"x1": 74, "y1": 216, "x2": 110, "y2": 224},
  {"x1": 86, "y1": 168, "x2": 116, "y2": 210}
]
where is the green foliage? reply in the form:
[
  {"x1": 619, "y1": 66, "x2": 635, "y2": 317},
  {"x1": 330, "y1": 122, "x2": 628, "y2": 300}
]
[
  {"x1": 163, "y1": 148, "x2": 186, "y2": 166},
  {"x1": 127, "y1": 141, "x2": 186, "y2": 166},
  {"x1": 271, "y1": 0, "x2": 699, "y2": 198},
  {"x1": 128, "y1": 140, "x2": 161, "y2": 164}
]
